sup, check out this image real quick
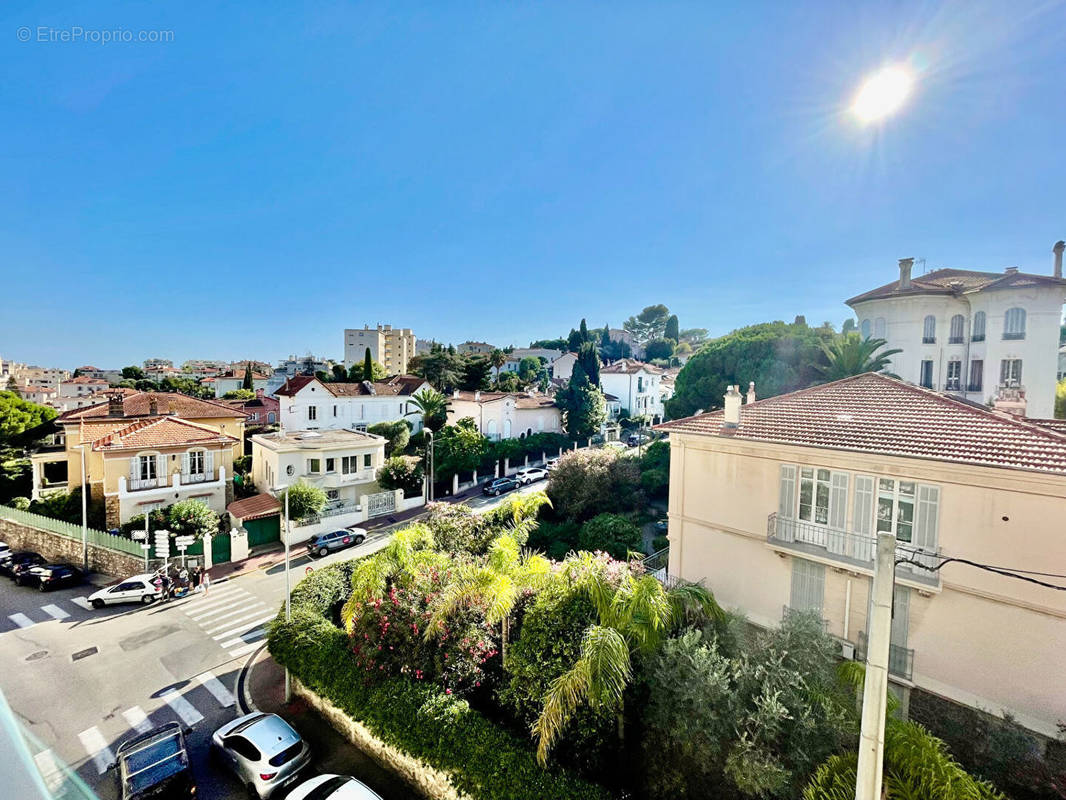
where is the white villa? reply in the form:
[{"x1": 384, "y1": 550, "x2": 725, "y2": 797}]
[
  {"x1": 274, "y1": 375, "x2": 430, "y2": 433},
  {"x1": 599, "y1": 359, "x2": 664, "y2": 421},
  {"x1": 447, "y1": 390, "x2": 562, "y2": 440}
]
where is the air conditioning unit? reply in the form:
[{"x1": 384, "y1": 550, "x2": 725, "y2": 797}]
[{"x1": 840, "y1": 641, "x2": 856, "y2": 660}]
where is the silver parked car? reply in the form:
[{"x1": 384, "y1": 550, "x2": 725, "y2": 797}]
[{"x1": 211, "y1": 713, "x2": 311, "y2": 798}]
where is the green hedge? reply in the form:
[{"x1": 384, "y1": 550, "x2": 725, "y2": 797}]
[{"x1": 268, "y1": 562, "x2": 613, "y2": 800}]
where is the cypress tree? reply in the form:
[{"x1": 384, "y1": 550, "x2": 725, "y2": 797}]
[{"x1": 363, "y1": 348, "x2": 374, "y2": 382}]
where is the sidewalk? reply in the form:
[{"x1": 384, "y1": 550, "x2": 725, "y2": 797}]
[{"x1": 244, "y1": 647, "x2": 410, "y2": 799}]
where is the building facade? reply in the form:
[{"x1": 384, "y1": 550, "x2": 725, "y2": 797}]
[
  {"x1": 344, "y1": 325, "x2": 416, "y2": 375},
  {"x1": 204, "y1": 370, "x2": 270, "y2": 398},
  {"x1": 447, "y1": 390, "x2": 562, "y2": 440},
  {"x1": 599, "y1": 359, "x2": 664, "y2": 420},
  {"x1": 457, "y1": 341, "x2": 495, "y2": 355},
  {"x1": 658, "y1": 373, "x2": 1066, "y2": 737},
  {"x1": 846, "y1": 254, "x2": 1066, "y2": 418},
  {"x1": 275, "y1": 375, "x2": 429, "y2": 433}
]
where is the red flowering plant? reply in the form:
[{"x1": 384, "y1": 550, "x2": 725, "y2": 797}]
[{"x1": 347, "y1": 561, "x2": 500, "y2": 696}]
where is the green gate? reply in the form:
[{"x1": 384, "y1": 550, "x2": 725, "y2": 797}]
[
  {"x1": 244, "y1": 515, "x2": 281, "y2": 549},
  {"x1": 212, "y1": 532, "x2": 231, "y2": 565}
]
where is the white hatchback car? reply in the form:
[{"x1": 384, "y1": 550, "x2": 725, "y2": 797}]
[
  {"x1": 87, "y1": 574, "x2": 160, "y2": 608},
  {"x1": 515, "y1": 467, "x2": 548, "y2": 485},
  {"x1": 288, "y1": 774, "x2": 382, "y2": 800}
]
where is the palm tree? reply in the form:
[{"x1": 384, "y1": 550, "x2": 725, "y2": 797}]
[
  {"x1": 425, "y1": 532, "x2": 552, "y2": 666},
  {"x1": 803, "y1": 664, "x2": 1004, "y2": 799},
  {"x1": 532, "y1": 554, "x2": 723, "y2": 765},
  {"x1": 406, "y1": 387, "x2": 450, "y2": 432},
  {"x1": 815, "y1": 333, "x2": 902, "y2": 382},
  {"x1": 340, "y1": 525, "x2": 446, "y2": 630},
  {"x1": 488, "y1": 349, "x2": 508, "y2": 388}
]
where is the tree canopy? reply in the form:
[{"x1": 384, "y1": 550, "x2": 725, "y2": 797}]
[
  {"x1": 665, "y1": 321, "x2": 834, "y2": 419},
  {"x1": 623, "y1": 304, "x2": 671, "y2": 345},
  {"x1": 0, "y1": 391, "x2": 57, "y2": 440},
  {"x1": 815, "y1": 334, "x2": 901, "y2": 382},
  {"x1": 555, "y1": 364, "x2": 606, "y2": 439}
]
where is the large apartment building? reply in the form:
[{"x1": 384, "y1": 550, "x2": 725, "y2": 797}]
[
  {"x1": 846, "y1": 245, "x2": 1066, "y2": 418},
  {"x1": 343, "y1": 325, "x2": 416, "y2": 375},
  {"x1": 657, "y1": 374, "x2": 1066, "y2": 737}
]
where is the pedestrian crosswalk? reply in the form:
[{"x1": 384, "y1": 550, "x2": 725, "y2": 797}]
[
  {"x1": 3, "y1": 595, "x2": 95, "y2": 632},
  {"x1": 182, "y1": 582, "x2": 274, "y2": 659},
  {"x1": 70, "y1": 670, "x2": 236, "y2": 776}
]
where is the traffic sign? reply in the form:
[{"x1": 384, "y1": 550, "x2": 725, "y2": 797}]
[
  {"x1": 174, "y1": 536, "x2": 195, "y2": 547},
  {"x1": 132, "y1": 531, "x2": 146, "y2": 541}
]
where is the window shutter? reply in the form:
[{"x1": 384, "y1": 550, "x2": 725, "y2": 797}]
[
  {"x1": 912, "y1": 484, "x2": 940, "y2": 571},
  {"x1": 181, "y1": 453, "x2": 190, "y2": 475},
  {"x1": 851, "y1": 476, "x2": 874, "y2": 562},
  {"x1": 790, "y1": 560, "x2": 824, "y2": 614},
  {"x1": 891, "y1": 586, "x2": 910, "y2": 648},
  {"x1": 205, "y1": 450, "x2": 214, "y2": 474},
  {"x1": 130, "y1": 457, "x2": 138, "y2": 481},
  {"x1": 778, "y1": 465, "x2": 797, "y2": 542},
  {"x1": 827, "y1": 472, "x2": 849, "y2": 553},
  {"x1": 156, "y1": 455, "x2": 166, "y2": 482}
]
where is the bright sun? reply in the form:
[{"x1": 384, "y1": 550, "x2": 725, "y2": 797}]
[{"x1": 852, "y1": 66, "x2": 914, "y2": 123}]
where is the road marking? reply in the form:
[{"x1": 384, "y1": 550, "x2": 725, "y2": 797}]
[
  {"x1": 185, "y1": 592, "x2": 252, "y2": 618},
  {"x1": 227, "y1": 640, "x2": 265, "y2": 659},
  {"x1": 33, "y1": 749, "x2": 65, "y2": 793},
  {"x1": 41, "y1": 604, "x2": 70, "y2": 620},
  {"x1": 212, "y1": 614, "x2": 275, "y2": 643},
  {"x1": 203, "y1": 606, "x2": 270, "y2": 633},
  {"x1": 220, "y1": 627, "x2": 267, "y2": 649},
  {"x1": 161, "y1": 688, "x2": 204, "y2": 727},
  {"x1": 8, "y1": 613, "x2": 35, "y2": 629},
  {"x1": 123, "y1": 706, "x2": 152, "y2": 734},
  {"x1": 195, "y1": 670, "x2": 236, "y2": 708},
  {"x1": 185, "y1": 585, "x2": 245, "y2": 606},
  {"x1": 70, "y1": 596, "x2": 94, "y2": 611},
  {"x1": 77, "y1": 726, "x2": 114, "y2": 774},
  {"x1": 189, "y1": 599, "x2": 264, "y2": 623}
]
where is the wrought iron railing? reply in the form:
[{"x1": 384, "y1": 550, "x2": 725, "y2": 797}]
[
  {"x1": 856, "y1": 630, "x2": 915, "y2": 681},
  {"x1": 766, "y1": 513, "x2": 940, "y2": 588}
]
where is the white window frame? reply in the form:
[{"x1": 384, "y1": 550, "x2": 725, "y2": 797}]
[
  {"x1": 971, "y1": 311, "x2": 986, "y2": 341},
  {"x1": 308, "y1": 458, "x2": 322, "y2": 474},
  {"x1": 945, "y1": 360, "x2": 961, "y2": 391},
  {"x1": 138, "y1": 454, "x2": 157, "y2": 481},
  {"x1": 1000, "y1": 359, "x2": 1022, "y2": 387},
  {"x1": 1003, "y1": 307, "x2": 1026, "y2": 340},
  {"x1": 308, "y1": 405, "x2": 318, "y2": 421},
  {"x1": 922, "y1": 315, "x2": 936, "y2": 344},
  {"x1": 948, "y1": 314, "x2": 965, "y2": 344},
  {"x1": 875, "y1": 478, "x2": 917, "y2": 543}
]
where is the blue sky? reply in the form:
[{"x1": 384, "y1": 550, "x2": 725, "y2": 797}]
[{"x1": 3, "y1": 1, "x2": 1064, "y2": 369}]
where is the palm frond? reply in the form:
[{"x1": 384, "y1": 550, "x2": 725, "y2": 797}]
[
  {"x1": 534, "y1": 656, "x2": 592, "y2": 766},
  {"x1": 580, "y1": 625, "x2": 632, "y2": 708},
  {"x1": 667, "y1": 581, "x2": 726, "y2": 627}
]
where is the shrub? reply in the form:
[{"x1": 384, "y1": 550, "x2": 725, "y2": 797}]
[
  {"x1": 651, "y1": 535, "x2": 669, "y2": 553},
  {"x1": 422, "y1": 503, "x2": 496, "y2": 555},
  {"x1": 546, "y1": 448, "x2": 643, "y2": 522},
  {"x1": 10, "y1": 496, "x2": 30, "y2": 510},
  {"x1": 167, "y1": 499, "x2": 221, "y2": 539},
  {"x1": 268, "y1": 557, "x2": 611, "y2": 800},
  {"x1": 578, "y1": 513, "x2": 642, "y2": 560},
  {"x1": 377, "y1": 456, "x2": 424, "y2": 498},
  {"x1": 232, "y1": 454, "x2": 252, "y2": 475},
  {"x1": 280, "y1": 480, "x2": 327, "y2": 520},
  {"x1": 527, "y1": 520, "x2": 581, "y2": 557},
  {"x1": 368, "y1": 420, "x2": 411, "y2": 457}
]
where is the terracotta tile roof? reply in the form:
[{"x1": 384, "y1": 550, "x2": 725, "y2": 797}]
[
  {"x1": 66, "y1": 376, "x2": 109, "y2": 385},
  {"x1": 91, "y1": 416, "x2": 238, "y2": 451},
  {"x1": 846, "y1": 267, "x2": 1066, "y2": 305},
  {"x1": 228, "y1": 493, "x2": 281, "y2": 521},
  {"x1": 656, "y1": 373, "x2": 1066, "y2": 475},
  {"x1": 275, "y1": 375, "x2": 427, "y2": 398},
  {"x1": 56, "y1": 392, "x2": 247, "y2": 422},
  {"x1": 451, "y1": 391, "x2": 557, "y2": 409},
  {"x1": 601, "y1": 359, "x2": 663, "y2": 375},
  {"x1": 1030, "y1": 418, "x2": 1066, "y2": 436}
]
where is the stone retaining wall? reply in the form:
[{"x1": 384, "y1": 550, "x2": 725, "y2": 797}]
[
  {"x1": 293, "y1": 678, "x2": 471, "y2": 800},
  {"x1": 0, "y1": 518, "x2": 142, "y2": 577}
]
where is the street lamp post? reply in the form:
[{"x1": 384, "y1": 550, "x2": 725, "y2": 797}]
[
  {"x1": 77, "y1": 444, "x2": 88, "y2": 572},
  {"x1": 425, "y1": 429, "x2": 434, "y2": 503},
  {"x1": 271, "y1": 483, "x2": 293, "y2": 702}
]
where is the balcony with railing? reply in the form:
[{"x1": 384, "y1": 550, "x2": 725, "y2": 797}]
[
  {"x1": 179, "y1": 468, "x2": 219, "y2": 486},
  {"x1": 856, "y1": 630, "x2": 915, "y2": 681},
  {"x1": 128, "y1": 475, "x2": 166, "y2": 491},
  {"x1": 766, "y1": 513, "x2": 940, "y2": 589}
]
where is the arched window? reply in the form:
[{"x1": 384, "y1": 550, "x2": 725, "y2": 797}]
[
  {"x1": 1003, "y1": 308, "x2": 1026, "y2": 340},
  {"x1": 503, "y1": 419, "x2": 512, "y2": 439},
  {"x1": 486, "y1": 419, "x2": 497, "y2": 438},
  {"x1": 860, "y1": 319, "x2": 871, "y2": 339},
  {"x1": 873, "y1": 318, "x2": 886, "y2": 339},
  {"x1": 949, "y1": 314, "x2": 965, "y2": 344},
  {"x1": 922, "y1": 315, "x2": 936, "y2": 344},
  {"x1": 971, "y1": 311, "x2": 986, "y2": 342}
]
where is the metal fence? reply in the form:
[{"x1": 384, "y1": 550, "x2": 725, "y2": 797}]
[
  {"x1": 0, "y1": 504, "x2": 144, "y2": 558},
  {"x1": 856, "y1": 630, "x2": 915, "y2": 682}
]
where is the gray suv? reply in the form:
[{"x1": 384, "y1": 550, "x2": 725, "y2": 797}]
[
  {"x1": 212, "y1": 713, "x2": 311, "y2": 798},
  {"x1": 305, "y1": 528, "x2": 367, "y2": 558}
]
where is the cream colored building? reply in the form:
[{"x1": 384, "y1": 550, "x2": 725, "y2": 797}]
[
  {"x1": 658, "y1": 373, "x2": 1066, "y2": 737},
  {"x1": 447, "y1": 390, "x2": 562, "y2": 440},
  {"x1": 344, "y1": 324, "x2": 416, "y2": 375}
]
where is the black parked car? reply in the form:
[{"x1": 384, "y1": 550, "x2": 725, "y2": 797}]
[
  {"x1": 115, "y1": 722, "x2": 196, "y2": 800},
  {"x1": 0, "y1": 551, "x2": 46, "y2": 579},
  {"x1": 482, "y1": 477, "x2": 520, "y2": 497},
  {"x1": 305, "y1": 529, "x2": 367, "y2": 558},
  {"x1": 17, "y1": 563, "x2": 84, "y2": 591}
]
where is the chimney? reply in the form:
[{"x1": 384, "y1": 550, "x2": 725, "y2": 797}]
[
  {"x1": 107, "y1": 392, "x2": 124, "y2": 417},
  {"x1": 898, "y1": 257, "x2": 914, "y2": 289},
  {"x1": 723, "y1": 385, "x2": 741, "y2": 427},
  {"x1": 1054, "y1": 240, "x2": 1064, "y2": 279},
  {"x1": 148, "y1": 396, "x2": 158, "y2": 415},
  {"x1": 746, "y1": 381, "x2": 756, "y2": 404},
  {"x1": 1004, "y1": 266, "x2": 1019, "y2": 275}
]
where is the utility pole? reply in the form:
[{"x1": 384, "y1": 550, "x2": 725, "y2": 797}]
[
  {"x1": 79, "y1": 444, "x2": 88, "y2": 572},
  {"x1": 855, "y1": 532, "x2": 896, "y2": 800},
  {"x1": 425, "y1": 429, "x2": 434, "y2": 503},
  {"x1": 283, "y1": 488, "x2": 291, "y2": 703}
]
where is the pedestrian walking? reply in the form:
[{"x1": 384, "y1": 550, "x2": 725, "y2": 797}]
[
  {"x1": 161, "y1": 573, "x2": 172, "y2": 602},
  {"x1": 192, "y1": 566, "x2": 203, "y2": 590},
  {"x1": 201, "y1": 569, "x2": 211, "y2": 596}
]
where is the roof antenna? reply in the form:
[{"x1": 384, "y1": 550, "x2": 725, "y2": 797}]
[{"x1": 916, "y1": 257, "x2": 927, "y2": 275}]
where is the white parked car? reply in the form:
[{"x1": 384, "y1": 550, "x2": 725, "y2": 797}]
[
  {"x1": 515, "y1": 467, "x2": 548, "y2": 485},
  {"x1": 0, "y1": 541, "x2": 9, "y2": 561},
  {"x1": 87, "y1": 574, "x2": 160, "y2": 608},
  {"x1": 602, "y1": 440, "x2": 628, "y2": 450},
  {"x1": 288, "y1": 774, "x2": 382, "y2": 800}
]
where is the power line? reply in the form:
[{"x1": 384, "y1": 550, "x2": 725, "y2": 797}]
[{"x1": 895, "y1": 555, "x2": 1066, "y2": 592}]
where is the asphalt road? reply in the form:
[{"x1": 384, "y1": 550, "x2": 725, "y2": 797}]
[{"x1": 0, "y1": 481, "x2": 543, "y2": 799}]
